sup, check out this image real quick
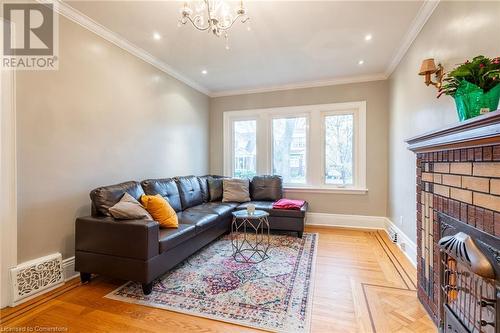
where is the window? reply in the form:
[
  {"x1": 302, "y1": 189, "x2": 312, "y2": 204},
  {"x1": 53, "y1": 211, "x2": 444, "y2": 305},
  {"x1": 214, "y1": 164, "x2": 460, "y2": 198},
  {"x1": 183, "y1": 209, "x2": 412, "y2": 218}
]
[
  {"x1": 223, "y1": 102, "x2": 366, "y2": 193},
  {"x1": 232, "y1": 120, "x2": 257, "y2": 178},
  {"x1": 272, "y1": 117, "x2": 307, "y2": 184},
  {"x1": 324, "y1": 113, "x2": 354, "y2": 186}
]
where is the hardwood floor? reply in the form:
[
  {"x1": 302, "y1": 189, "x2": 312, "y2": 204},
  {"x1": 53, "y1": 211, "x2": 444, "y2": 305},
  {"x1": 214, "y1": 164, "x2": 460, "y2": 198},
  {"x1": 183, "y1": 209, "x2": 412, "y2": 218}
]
[{"x1": 1, "y1": 227, "x2": 437, "y2": 332}]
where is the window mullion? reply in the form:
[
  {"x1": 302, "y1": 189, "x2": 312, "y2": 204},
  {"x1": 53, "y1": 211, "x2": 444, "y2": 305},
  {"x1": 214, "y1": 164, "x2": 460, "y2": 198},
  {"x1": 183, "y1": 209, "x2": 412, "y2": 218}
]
[
  {"x1": 309, "y1": 112, "x2": 322, "y2": 187},
  {"x1": 256, "y1": 113, "x2": 268, "y2": 175}
]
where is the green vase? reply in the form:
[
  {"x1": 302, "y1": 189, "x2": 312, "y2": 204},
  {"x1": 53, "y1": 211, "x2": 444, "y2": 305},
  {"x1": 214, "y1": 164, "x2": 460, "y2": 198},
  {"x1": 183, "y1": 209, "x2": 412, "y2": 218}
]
[{"x1": 453, "y1": 81, "x2": 500, "y2": 121}]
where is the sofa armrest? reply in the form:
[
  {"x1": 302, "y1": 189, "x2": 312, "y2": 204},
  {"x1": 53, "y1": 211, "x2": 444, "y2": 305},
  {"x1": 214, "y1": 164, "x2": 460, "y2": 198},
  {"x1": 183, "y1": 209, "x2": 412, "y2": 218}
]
[{"x1": 75, "y1": 216, "x2": 159, "y2": 260}]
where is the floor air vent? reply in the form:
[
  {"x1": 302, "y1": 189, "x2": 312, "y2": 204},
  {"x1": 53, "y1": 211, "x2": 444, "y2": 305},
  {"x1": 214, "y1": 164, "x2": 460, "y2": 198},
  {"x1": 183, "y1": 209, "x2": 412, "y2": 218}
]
[
  {"x1": 10, "y1": 253, "x2": 64, "y2": 305},
  {"x1": 387, "y1": 226, "x2": 398, "y2": 243}
]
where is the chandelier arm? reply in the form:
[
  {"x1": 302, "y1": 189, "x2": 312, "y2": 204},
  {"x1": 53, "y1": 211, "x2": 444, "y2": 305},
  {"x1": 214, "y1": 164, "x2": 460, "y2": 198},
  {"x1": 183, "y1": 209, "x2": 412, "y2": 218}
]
[
  {"x1": 183, "y1": 15, "x2": 211, "y2": 31},
  {"x1": 216, "y1": 14, "x2": 248, "y2": 32}
]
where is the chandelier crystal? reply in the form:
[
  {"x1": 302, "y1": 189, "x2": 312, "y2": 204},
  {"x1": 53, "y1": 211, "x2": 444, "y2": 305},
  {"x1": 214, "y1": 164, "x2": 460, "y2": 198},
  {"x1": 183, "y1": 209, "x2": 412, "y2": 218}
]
[{"x1": 179, "y1": 0, "x2": 250, "y2": 46}]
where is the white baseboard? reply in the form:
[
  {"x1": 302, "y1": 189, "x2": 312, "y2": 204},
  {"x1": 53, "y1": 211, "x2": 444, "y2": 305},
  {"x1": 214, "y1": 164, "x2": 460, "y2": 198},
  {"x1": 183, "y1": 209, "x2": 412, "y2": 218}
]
[
  {"x1": 305, "y1": 212, "x2": 417, "y2": 268},
  {"x1": 383, "y1": 218, "x2": 417, "y2": 267},
  {"x1": 305, "y1": 212, "x2": 386, "y2": 229},
  {"x1": 62, "y1": 256, "x2": 79, "y2": 281}
]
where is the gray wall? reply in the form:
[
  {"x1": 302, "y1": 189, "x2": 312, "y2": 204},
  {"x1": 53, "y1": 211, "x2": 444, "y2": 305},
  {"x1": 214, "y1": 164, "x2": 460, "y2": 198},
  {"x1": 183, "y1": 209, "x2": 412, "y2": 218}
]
[
  {"x1": 210, "y1": 80, "x2": 389, "y2": 216},
  {"x1": 388, "y1": 1, "x2": 500, "y2": 242},
  {"x1": 16, "y1": 16, "x2": 210, "y2": 262}
]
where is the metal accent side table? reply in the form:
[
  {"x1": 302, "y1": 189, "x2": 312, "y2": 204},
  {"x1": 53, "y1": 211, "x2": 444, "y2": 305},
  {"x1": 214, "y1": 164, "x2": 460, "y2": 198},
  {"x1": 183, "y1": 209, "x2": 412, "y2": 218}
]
[{"x1": 231, "y1": 210, "x2": 270, "y2": 263}]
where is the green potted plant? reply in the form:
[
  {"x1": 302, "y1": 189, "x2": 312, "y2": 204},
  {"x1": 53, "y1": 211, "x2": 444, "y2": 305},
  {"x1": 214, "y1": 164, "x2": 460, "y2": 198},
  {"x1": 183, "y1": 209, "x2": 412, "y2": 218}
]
[{"x1": 438, "y1": 55, "x2": 500, "y2": 121}]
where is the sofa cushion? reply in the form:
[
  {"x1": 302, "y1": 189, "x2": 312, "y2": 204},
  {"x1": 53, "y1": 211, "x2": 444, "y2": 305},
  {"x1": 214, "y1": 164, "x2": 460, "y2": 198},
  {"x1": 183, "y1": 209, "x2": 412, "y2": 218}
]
[
  {"x1": 251, "y1": 175, "x2": 283, "y2": 201},
  {"x1": 222, "y1": 178, "x2": 251, "y2": 203},
  {"x1": 177, "y1": 211, "x2": 219, "y2": 233},
  {"x1": 176, "y1": 176, "x2": 204, "y2": 210},
  {"x1": 90, "y1": 181, "x2": 145, "y2": 217},
  {"x1": 207, "y1": 177, "x2": 224, "y2": 201},
  {"x1": 158, "y1": 224, "x2": 196, "y2": 253},
  {"x1": 198, "y1": 176, "x2": 210, "y2": 203},
  {"x1": 184, "y1": 202, "x2": 238, "y2": 218},
  {"x1": 236, "y1": 201, "x2": 307, "y2": 218},
  {"x1": 141, "y1": 178, "x2": 182, "y2": 212}
]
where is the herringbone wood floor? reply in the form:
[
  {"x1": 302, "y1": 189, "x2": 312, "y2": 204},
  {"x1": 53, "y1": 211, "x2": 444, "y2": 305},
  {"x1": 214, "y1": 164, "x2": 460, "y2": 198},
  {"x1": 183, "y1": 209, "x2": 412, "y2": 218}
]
[{"x1": 1, "y1": 227, "x2": 437, "y2": 332}]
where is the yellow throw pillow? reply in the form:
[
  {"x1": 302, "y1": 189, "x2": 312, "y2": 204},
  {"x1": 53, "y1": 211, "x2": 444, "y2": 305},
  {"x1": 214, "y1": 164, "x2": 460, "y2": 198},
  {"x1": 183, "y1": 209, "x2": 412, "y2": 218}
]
[{"x1": 141, "y1": 194, "x2": 178, "y2": 228}]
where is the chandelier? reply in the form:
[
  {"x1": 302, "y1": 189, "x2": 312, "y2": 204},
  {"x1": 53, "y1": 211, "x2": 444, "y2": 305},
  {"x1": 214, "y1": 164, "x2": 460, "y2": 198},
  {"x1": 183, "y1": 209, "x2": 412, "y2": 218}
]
[{"x1": 179, "y1": 0, "x2": 250, "y2": 48}]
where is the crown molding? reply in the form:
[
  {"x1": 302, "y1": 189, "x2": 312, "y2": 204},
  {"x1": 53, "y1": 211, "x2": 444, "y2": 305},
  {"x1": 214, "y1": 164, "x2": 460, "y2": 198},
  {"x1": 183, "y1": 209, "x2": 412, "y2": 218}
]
[
  {"x1": 384, "y1": 0, "x2": 440, "y2": 77},
  {"x1": 209, "y1": 73, "x2": 388, "y2": 98},
  {"x1": 43, "y1": 0, "x2": 211, "y2": 96},
  {"x1": 41, "y1": 0, "x2": 439, "y2": 98}
]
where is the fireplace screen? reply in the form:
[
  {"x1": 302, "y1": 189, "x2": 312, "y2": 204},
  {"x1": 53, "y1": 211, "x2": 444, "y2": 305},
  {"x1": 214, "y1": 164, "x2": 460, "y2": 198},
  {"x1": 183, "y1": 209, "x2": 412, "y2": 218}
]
[
  {"x1": 442, "y1": 255, "x2": 497, "y2": 332},
  {"x1": 439, "y1": 214, "x2": 499, "y2": 333}
]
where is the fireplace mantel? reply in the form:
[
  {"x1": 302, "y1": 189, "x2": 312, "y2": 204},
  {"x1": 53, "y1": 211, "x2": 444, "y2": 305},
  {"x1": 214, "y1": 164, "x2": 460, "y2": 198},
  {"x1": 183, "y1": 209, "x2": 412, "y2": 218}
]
[
  {"x1": 406, "y1": 110, "x2": 500, "y2": 153},
  {"x1": 404, "y1": 109, "x2": 500, "y2": 329}
]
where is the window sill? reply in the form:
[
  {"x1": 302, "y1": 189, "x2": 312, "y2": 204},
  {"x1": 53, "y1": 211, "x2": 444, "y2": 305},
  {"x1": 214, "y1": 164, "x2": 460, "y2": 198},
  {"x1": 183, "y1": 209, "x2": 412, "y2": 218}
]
[{"x1": 283, "y1": 187, "x2": 368, "y2": 195}]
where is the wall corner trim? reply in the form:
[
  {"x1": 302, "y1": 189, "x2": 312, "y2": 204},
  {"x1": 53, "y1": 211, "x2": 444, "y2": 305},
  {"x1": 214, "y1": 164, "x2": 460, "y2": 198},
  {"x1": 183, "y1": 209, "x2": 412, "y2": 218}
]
[{"x1": 0, "y1": 44, "x2": 17, "y2": 309}]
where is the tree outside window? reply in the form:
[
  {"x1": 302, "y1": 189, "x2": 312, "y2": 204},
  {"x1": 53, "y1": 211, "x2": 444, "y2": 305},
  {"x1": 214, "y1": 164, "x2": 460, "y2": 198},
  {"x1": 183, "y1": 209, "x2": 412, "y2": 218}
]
[
  {"x1": 324, "y1": 114, "x2": 353, "y2": 185},
  {"x1": 272, "y1": 117, "x2": 307, "y2": 184},
  {"x1": 233, "y1": 120, "x2": 256, "y2": 178}
]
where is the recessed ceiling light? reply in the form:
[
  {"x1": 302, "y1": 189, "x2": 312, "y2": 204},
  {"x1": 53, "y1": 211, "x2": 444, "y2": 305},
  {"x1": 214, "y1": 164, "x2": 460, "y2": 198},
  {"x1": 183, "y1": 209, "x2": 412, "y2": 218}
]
[
  {"x1": 364, "y1": 34, "x2": 372, "y2": 41},
  {"x1": 201, "y1": 69, "x2": 208, "y2": 75},
  {"x1": 153, "y1": 32, "x2": 161, "y2": 40},
  {"x1": 358, "y1": 60, "x2": 365, "y2": 65}
]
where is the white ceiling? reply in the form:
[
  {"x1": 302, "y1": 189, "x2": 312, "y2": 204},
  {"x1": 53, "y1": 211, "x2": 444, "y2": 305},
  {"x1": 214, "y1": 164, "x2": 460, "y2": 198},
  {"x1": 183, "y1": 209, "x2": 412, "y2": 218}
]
[{"x1": 65, "y1": 1, "x2": 434, "y2": 96}]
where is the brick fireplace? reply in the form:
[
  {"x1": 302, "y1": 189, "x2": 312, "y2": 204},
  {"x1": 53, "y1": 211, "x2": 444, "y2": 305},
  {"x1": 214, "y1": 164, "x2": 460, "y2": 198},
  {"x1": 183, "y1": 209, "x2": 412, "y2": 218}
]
[{"x1": 407, "y1": 111, "x2": 500, "y2": 330}]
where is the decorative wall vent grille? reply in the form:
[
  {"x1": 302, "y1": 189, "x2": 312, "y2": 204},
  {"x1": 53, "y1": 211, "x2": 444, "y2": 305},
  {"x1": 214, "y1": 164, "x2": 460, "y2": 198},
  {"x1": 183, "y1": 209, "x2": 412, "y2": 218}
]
[
  {"x1": 387, "y1": 226, "x2": 398, "y2": 243},
  {"x1": 10, "y1": 253, "x2": 64, "y2": 305}
]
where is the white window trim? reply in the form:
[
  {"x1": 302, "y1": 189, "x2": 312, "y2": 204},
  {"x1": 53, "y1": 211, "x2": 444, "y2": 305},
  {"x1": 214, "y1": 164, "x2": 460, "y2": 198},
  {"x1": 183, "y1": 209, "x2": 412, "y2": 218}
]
[{"x1": 223, "y1": 102, "x2": 367, "y2": 194}]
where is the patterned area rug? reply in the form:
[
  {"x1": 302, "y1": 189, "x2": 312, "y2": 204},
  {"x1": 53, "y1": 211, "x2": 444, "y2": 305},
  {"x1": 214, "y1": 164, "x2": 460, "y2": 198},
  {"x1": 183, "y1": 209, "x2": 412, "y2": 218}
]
[{"x1": 106, "y1": 232, "x2": 318, "y2": 332}]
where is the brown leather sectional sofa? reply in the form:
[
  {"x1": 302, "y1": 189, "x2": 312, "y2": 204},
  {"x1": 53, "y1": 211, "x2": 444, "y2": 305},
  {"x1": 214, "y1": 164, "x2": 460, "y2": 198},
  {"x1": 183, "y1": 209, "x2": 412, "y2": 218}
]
[{"x1": 75, "y1": 175, "x2": 307, "y2": 295}]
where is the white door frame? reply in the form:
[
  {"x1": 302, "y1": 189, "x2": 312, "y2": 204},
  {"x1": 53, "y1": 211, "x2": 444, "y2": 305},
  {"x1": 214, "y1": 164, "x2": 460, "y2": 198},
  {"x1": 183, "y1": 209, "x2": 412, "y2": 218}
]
[{"x1": 0, "y1": 17, "x2": 18, "y2": 308}]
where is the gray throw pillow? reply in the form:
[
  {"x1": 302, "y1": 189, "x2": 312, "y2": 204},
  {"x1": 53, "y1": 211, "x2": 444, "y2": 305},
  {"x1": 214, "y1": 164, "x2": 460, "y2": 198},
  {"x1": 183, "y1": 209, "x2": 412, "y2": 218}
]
[
  {"x1": 251, "y1": 175, "x2": 283, "y2": 201},
  {"x1": 109, "y1": 193, "x2": 152, "y2": 220},
  {"x1": 208, "y1": 177, "x2": 224, "y2": 201},
  {"x1": 222, "y1": 178, "x2": 251, "y2": 203}
]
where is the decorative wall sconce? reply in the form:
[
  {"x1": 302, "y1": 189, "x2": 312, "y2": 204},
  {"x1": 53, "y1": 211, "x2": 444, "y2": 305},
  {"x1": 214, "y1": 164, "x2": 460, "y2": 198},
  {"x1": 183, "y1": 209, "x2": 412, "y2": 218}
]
[{"x1": 419, "y1": 58, "x2": 444, "y2": 89}]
